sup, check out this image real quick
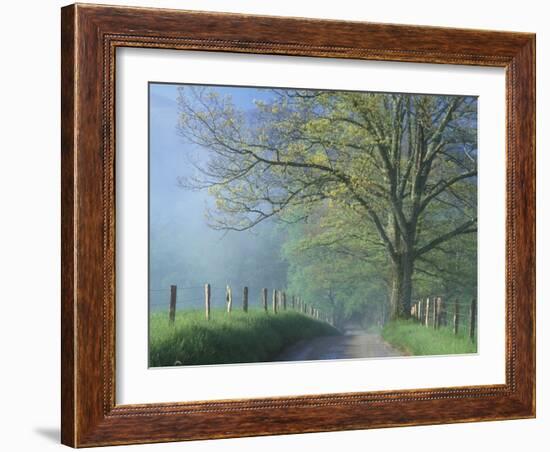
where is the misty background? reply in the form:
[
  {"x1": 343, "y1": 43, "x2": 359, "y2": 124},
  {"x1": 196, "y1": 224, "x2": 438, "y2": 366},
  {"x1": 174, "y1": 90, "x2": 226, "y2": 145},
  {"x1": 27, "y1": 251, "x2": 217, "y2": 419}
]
[{"x1": 149, "y1": 83, "x2": 287, "y2": 310}]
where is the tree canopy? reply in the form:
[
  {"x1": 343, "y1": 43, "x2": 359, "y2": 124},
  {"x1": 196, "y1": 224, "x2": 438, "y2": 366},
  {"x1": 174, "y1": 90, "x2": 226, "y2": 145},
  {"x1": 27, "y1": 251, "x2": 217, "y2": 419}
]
[{"x1": 176, "y1": 86, "x2": 477, "y2": 321}]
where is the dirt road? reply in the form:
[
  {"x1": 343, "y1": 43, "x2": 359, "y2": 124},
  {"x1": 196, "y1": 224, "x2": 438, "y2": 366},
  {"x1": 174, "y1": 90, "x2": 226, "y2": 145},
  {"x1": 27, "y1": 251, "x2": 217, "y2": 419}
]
[{"x1": 275, "y1": 324, "x2": 403, "y2": 362}]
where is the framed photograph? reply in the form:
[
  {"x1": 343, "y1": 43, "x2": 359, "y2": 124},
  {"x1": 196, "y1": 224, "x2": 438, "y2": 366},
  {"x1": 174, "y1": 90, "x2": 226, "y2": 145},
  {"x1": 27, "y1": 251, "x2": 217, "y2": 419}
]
[{"x1": 61, "y1": 3, "x2": 535, "y2": 447}]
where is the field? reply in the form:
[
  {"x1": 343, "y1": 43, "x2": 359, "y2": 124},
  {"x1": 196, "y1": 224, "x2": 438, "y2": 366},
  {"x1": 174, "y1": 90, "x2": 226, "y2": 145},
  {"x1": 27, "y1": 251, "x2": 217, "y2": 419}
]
[
  {"x1": 382, "y1": 320, "x2": 477, "y2": 356},
  {"x1": 149, "y1": 309, "x2": 340, "y2": 367}
]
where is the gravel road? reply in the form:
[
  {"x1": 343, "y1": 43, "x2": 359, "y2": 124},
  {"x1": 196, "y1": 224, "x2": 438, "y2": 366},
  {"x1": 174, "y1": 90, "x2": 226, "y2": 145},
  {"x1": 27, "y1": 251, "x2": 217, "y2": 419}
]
[{"x1": 275, "y1": 324, "x2": 403, "y2": 362}]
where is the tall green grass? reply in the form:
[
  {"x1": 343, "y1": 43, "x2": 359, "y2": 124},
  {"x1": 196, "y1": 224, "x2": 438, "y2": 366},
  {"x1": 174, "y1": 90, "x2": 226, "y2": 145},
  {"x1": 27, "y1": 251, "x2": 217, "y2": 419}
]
[
  {"x1": 382, "y1": 320, "x2": 477, "y2": 356},
  {"x1": 149, "y1": 309, "x2": 340, "y2": 367}
]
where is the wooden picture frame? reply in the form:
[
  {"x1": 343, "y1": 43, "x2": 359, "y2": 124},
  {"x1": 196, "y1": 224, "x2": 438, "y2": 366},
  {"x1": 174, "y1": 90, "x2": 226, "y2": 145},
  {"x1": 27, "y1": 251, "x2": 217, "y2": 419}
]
[{"x1": 61, "y1": 3, "x2": 535, "y2": 447}]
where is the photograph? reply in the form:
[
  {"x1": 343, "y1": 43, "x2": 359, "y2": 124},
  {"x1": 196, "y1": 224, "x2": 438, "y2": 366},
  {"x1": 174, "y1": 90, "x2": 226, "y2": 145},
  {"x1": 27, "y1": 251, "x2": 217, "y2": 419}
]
[
  {"x1": 148, "y1": 82, "x2": 479, "y2": 367},
  {"x1": 54, "y1": 2, "x2": 536, "y2": 447}
]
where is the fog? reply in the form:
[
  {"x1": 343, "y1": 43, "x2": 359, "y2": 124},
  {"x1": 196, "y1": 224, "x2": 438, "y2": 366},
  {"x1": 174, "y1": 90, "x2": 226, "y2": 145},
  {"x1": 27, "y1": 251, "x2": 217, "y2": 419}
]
[{"x1": 149, "y1": 83, "x2": 287, "y2": 311}]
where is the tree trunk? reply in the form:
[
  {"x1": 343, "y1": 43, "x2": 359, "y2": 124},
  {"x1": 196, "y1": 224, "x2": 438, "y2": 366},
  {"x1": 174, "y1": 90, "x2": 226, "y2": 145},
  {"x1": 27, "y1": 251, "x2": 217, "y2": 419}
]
[{"x1": 390, "y1": 253, "x2": 414, "y2": 319}]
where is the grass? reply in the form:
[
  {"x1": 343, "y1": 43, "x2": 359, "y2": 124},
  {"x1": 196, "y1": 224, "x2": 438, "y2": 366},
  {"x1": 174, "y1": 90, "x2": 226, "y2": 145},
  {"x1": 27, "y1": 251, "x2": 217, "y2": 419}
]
[
  {"x1": 382, "y1": 320, "x2": 477, "y2": 356},
  {"x1": 149, "y1": 308, "x2": 340, "y2": 367}
]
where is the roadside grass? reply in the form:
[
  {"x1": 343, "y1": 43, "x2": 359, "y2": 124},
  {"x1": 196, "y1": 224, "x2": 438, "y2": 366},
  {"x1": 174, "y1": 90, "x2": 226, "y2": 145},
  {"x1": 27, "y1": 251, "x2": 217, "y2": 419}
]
[
  {"x1": 149, "y1": 309, "x2": 340, "y2": 367},
  {"x1": 382, "y1": 320, "x2": 477, "y2": 356}
]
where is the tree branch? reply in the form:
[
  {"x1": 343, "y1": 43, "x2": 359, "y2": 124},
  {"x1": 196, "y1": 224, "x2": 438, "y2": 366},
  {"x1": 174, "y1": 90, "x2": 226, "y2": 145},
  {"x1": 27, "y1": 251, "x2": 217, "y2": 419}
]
[
  {"x1": 415, "y1": 219, "x2": 477, "y2": 257},
  {"x1": 418, "y1": 170, "x2": 477, "y2": 213}
]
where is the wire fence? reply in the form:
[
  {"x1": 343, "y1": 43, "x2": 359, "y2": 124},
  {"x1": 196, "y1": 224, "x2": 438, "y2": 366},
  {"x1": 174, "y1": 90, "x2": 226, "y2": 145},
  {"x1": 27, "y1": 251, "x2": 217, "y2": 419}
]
[
  {"x1": 152, "y1": 283, "x2": 335, "y2": 326},
  {"x1": 150, "y1": 284, "x2": 477, "y2": 341},
  {"x1": 149, "y1": 285, "x2": 276, "y2": 310},
  {"x1": 410, "y1": 296, "x2": 477, "y2": 341}
]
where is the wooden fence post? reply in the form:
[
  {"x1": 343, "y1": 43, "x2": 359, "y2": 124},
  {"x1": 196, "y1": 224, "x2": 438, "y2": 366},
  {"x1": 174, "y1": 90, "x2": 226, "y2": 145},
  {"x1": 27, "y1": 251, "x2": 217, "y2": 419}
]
[
  {"x1": 205, "y1": 283, "x2": 211, "y2": 320},
  {"x1": 433, "y1": 298, "x2": 438, "y2": 328},
  {"x1": 425, "y1": 297, "x2": 430, "y2": 327},
  {"x1": 243, "y1": 286, "x2": 248, "y2": 312},
  {"x1": 432, "y1": 296, "x2": 438, "y2": 328},
  {"x1": 272, "y1": 290, "x2": 277, "y2": 313},
  {"x1": 262, "y1": 288, "x2": 268, "y2": 312},
  {"x1": 226, "y1": 285, "x2": 232, "y2": 313},
  {"x1": 432, "y1": 297, "x2": 437, "y2": 329},
  {"x1": 453, "y1": 299, "x2": 460, "y2": 335},
  {"x1": 439, "y1": 297, "x2": 446, "y2": 327},
  {"x1": 169, "y1": 285, "x2": 177, "y2": 324},
  {"x1": 470, "y1": 297, "x2": 477, "y2": 341}
]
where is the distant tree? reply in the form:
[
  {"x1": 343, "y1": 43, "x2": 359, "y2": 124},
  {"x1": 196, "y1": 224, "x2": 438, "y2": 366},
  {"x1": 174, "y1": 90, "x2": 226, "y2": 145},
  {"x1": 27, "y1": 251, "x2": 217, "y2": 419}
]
[
  {"x1": 281, "y1": 202, "x2": 390, "y2": 326},
  {"x1": 176, "y1": 87, "x2": 477, "y2": 319}
]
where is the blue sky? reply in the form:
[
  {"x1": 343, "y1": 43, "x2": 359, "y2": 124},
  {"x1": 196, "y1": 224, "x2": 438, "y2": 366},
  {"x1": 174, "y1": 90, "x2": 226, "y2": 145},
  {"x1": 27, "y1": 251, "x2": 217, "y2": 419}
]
[{"x1": 149, "y1": 83, "x2": 273, "y2": 227}]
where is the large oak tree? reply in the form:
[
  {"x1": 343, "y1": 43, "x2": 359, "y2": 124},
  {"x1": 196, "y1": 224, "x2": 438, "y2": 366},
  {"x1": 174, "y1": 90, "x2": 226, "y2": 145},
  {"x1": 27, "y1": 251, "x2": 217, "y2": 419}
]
[{"x1": 176, "y1": 87, "x2": 477, "y2": 319}]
